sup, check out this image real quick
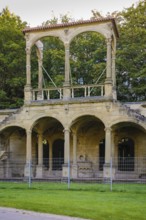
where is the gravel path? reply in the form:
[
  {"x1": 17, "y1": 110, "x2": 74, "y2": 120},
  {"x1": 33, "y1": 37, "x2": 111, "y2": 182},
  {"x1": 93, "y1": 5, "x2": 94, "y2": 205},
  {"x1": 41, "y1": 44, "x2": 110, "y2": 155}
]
[{"x1": 0, "y1": 207, "x2": 89, "y2": 220}]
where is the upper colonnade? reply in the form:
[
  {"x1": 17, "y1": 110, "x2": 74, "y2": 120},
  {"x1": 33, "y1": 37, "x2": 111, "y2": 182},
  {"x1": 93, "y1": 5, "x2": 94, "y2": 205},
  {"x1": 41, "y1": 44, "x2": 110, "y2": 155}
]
[{"x1": 23, "y1": 17, "x2": 119, "y2": 103}]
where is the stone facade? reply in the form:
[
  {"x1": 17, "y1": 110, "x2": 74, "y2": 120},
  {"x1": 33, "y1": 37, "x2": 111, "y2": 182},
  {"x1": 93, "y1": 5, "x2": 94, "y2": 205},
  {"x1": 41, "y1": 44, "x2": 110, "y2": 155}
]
[{"x1": 0, "y1": 18, "x2": 146, "y2": 180}]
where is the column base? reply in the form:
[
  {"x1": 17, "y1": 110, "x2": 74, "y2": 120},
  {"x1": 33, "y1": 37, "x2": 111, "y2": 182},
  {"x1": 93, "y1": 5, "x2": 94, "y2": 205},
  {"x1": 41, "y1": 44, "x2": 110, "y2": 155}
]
[
  {"x1": 71, "y1": 164, "x2": 78, "y2": 178},
  {"x1": 24, "y1": 163, "x2": 33, "y2": 178},
  {"x1": 63, "y1": 82, "x2": 71, "y2": 100},
  {"x1": 104, "y1": 80, "x2": 113, "y2": 98},
  {"x1": 37, "y1": 91, "x2": 43, "y2": 101},
  {"x1": 36, "y1": 165, "x2": 44, "y2": 178},
  {"x1": 112, "y1": 86, "x2": 117, "y2": 100},
  {"x1": 62, "y1": 164, "x2": 69, "y2": 177},
  {"x1": 103, "y1": 163, "x2": 115, "y2": 182},
  {"x1": 24, "y1": 85, "x2": 32, "y2": 104}
]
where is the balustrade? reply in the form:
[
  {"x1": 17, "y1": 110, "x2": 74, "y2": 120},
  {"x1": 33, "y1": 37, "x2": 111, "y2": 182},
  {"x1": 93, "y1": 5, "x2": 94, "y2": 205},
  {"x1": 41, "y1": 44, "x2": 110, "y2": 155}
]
[{"x1": 32, "y1": 84, "x2": 104, "y2": 101}]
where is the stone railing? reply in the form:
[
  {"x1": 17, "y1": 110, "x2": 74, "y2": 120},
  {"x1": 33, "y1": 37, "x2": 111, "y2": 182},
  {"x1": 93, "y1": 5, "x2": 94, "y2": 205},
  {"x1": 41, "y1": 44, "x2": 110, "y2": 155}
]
[{"x1": 32, "y1": 84, "x2": 104, "y2": 101}]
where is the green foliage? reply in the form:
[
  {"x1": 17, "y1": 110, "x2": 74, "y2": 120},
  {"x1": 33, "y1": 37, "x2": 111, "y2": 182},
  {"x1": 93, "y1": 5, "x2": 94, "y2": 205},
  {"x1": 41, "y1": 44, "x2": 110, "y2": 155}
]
[
  {"x1": 0, "y1": 7, "x2": 26, "y2": 109},
  {"x1": 42, "y1": 37, "x2": 65, "y2": 87},
  {"x1": 42, "y1": 12, "x2": 73, "y2": 26},
  {"x1": 116, "y1": 0, "x2": 146, "y2": 101},
  {"x1": 70, "y1": 32, "x2": 106, "y2": 85}
]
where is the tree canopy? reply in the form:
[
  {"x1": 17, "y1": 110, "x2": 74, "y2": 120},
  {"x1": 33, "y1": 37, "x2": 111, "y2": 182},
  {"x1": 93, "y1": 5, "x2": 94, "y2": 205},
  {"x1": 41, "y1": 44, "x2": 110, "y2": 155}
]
[
  {"x1": 0, "y1": 1, "x2": 146, "y2": 109},
  {"x1": 116, "y1": 0, "x2": 146, "y2": 101},
  {"x1": 0, "y1": 7, "x2": 26, "y2": 109}
]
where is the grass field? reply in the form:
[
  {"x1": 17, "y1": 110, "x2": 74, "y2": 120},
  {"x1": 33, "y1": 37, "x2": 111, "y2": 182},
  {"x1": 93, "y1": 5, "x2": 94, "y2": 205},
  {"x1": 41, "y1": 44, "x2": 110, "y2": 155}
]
[{"x1": 0, "y1": 182, "x2": 146, "y2": 220}]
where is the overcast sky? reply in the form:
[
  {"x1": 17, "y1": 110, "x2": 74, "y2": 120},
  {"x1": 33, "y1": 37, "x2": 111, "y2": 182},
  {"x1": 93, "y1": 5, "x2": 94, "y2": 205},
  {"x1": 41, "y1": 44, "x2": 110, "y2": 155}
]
[{"x1": 0, "y1": 0, "x2": 139, "y2": 26}]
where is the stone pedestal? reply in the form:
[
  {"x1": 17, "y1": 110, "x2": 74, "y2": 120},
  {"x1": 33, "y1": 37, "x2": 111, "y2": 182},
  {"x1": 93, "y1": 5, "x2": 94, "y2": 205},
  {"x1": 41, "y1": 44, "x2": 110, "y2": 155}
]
[
  {"x1": 24, "y1": 163, "x2": 33, "y2": 178},
  {"x1": 37, "y1": 91, "x2": 43, "y2": 101},
  {"x1": 103, "y1": 163, "x2": 115, "y2": 182},
  {"x1": 103, "y1": 163, "x2": 111, "y2": 182},
  {"x1": 62, "y1": 164, "x2": 69, "y2": 177},
  {"x1": 78, "y1": 161, "x2": 93, "y2": 178},
  {"x1": 63, "y1": 82, "x2": 71, "y2": 100},
  {"x1": 104, "y1": 81, "x2": 113, "y2": 98},
  {"x1": 112, "y1": 86, "x2": 117, "y2": 100},
  {"x1": 24, "y1": 85, "x2": 32, "y2": 104},
  {"x1": 71, "y1": 164, "x2": 78, "y2": 178},
  {"x1": 36, "y1": 165, "x2": 43, "y2": 178}
]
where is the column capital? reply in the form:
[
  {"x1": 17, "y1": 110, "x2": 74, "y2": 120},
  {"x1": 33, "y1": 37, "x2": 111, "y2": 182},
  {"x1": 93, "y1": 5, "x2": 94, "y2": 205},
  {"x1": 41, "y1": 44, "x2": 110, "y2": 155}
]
[
  {"x1": 25, "y1": 47, "x2": 31, "y2": 55},
  {"x1": 104, "y1": 127, "x2": 112, "y2": 132},
  {"x1": 26, "y1": 129, "x2": 32, "y2": 135},
  {"x1": 106, "y1": 37, "x2": 112, "y2": 44},
  {"x1": 63, "y1": 128, "x2": 70, "y2": 133},
  {"x1": 64, "y1": 42, "x2": 70, "y2": 48}
]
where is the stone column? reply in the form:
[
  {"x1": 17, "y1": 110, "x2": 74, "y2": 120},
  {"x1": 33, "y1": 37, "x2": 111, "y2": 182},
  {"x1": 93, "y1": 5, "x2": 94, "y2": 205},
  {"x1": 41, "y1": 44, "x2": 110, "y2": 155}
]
[
  {"x1": 38, "y1": 58, "x2": 43, "y2": 90},
  {"x1": 24, "y1": 129, "x2": 32, "y2": 177},
  {"x1": 26, "y1": 47, "x2": 31, "y2": 86},
  {"x1": 36, "y1": 48, "x2": 43, "y2": 100},
  {"x1": 36, "y1": 132, "x2": 43, "y2": 178},
  {"x1": 63, "y1": 43, "x2": 71, "y2": 100},
  {"x1": 73, "y1": 132, "x2": 77, "y2": 165},
  {"x1": 111, "y1": 131, "x2": 116, "y2": 179},
  {"x1": 105, "y1": 38, "x2": 112, "y2": 97},
  {"x1": 106, "y1": 38, "x2": 112, "y2": 79},
  {"x1": 72, "y1": 131, "x2": 78, "y2": 178},
  {"x1": 112, "y1": 46, "x2": 117, "y2": 100},
  {"x1": 103, "y1": 127, "x2": 112, "y2": 180},
  {"x1": 62, "y1": 128, "x2": 70, "y2": 177},
  {"x1": 24, "y1": 47, "x2": 32, "y2": 103}
]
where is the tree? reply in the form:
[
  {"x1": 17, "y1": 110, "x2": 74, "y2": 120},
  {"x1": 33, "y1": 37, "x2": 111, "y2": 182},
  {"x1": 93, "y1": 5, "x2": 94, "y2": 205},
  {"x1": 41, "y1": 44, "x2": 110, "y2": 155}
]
[
  {"x1": 0, "y1": 7, "x2": 26, "y2": 109},
  {"x1": 116, "y1": 0, "x2": 146, "y2": 101},
  {"x1": 70, "y1": 32, "x2": 106, "y2": 85}
]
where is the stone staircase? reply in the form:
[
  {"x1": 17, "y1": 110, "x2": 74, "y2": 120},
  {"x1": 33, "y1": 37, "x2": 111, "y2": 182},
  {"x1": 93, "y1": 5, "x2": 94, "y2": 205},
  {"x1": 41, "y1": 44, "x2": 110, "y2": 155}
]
[
  {"x1": 0, "y1": 106, "x2": 24, "y2": 127},
  {"x1": 114, "y1": 101, "x2": 146, "y2": 124}
]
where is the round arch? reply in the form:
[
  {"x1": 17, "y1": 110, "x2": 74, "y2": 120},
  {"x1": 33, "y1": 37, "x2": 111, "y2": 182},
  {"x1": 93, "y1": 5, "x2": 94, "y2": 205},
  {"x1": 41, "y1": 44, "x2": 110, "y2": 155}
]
[
  {"x1": 25, "y1": 25, "x2": 113, "y2": 49},
  {"x1": 69, "y1": 27, "x2": 111, "y2": 45},
  {"x1": 30, "y1": 115, "x2": 64, "y2": 131},
  {"x1": 0, "y1": 124, "x2": 26, "y2": 133},
  {"x1": 70, "y1": 113, "x2": 106, "y2": 130},
  {"x1": 26, "y1": 32, "x2": 65, "y2": 50},
  {"x1": 111, "y1": 120, "x2": 146, "y2": 133}
]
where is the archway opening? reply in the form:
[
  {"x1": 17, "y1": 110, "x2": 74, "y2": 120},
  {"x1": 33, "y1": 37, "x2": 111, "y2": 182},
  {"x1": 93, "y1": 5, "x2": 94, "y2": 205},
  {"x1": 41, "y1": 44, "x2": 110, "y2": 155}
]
[
  {"x1": 70, "y1": 31, "x2": 106, "y2": 87},
  {"x1": 31, "y1": 36, "x2": 65, "y2": 91},
  {"x1": 71, "y1": 115, "x2": 105, "y2": 169},
  {"x1": 32, "y1": 116, "x2": 64, "y2": 172},
  {"x1": 52, "y1": 139, "x2": 64, "y2": 170},
  {"x1": 0, "y1": 126, "x2": 26, "y2": 178},
  {"x1": 118, "y1": 137, "x2": 134, "y2": 171}
]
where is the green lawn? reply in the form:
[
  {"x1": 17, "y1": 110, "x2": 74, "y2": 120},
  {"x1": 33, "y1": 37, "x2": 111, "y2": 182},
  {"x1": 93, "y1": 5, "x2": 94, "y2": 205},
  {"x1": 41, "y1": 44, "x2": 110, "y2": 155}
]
[{"x1": 0, "y1": 182, "x2": 145, "y2": 220}]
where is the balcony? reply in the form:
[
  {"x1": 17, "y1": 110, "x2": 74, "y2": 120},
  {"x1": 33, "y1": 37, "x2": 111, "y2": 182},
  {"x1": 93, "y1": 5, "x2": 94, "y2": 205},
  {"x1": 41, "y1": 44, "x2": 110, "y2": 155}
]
[{"x1": 32, "y1": 84, "x2": 104, "y2": 101}]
